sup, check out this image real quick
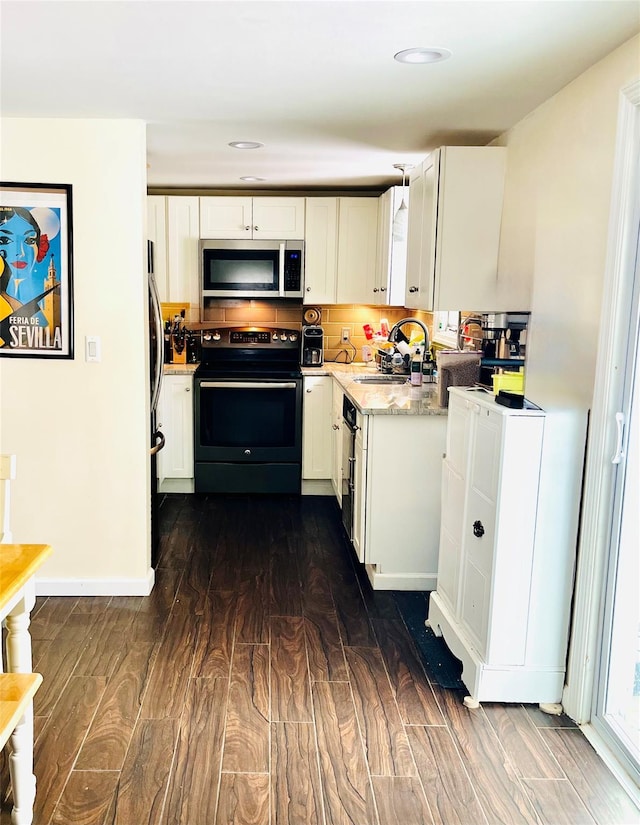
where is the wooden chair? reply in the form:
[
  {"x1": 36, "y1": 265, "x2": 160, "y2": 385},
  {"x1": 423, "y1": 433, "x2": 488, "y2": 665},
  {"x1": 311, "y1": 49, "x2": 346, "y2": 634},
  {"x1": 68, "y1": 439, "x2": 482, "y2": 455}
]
[
  {"x1": 1, "y1": 454, "x2": 17, "y2": 543},
  {"x1": 0, "y1": 672, "x2": 42, "y2": 825}
]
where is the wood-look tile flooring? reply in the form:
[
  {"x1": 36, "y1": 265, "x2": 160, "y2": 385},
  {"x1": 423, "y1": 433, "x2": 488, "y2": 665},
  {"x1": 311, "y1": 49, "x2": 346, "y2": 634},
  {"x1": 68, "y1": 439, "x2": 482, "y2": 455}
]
[{"x1": 2, "y1": 494, "x2": 638, "y2": 825}]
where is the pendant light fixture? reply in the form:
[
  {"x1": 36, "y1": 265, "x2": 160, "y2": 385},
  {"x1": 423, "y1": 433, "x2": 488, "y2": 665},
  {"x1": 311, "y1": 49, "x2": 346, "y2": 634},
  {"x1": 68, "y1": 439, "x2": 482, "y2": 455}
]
[{"x1": 392, "y1": 163, "x2": 413, "y2": 241}]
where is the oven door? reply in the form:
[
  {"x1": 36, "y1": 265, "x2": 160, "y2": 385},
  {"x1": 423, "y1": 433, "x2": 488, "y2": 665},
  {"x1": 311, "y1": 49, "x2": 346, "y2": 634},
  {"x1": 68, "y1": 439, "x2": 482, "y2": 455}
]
[{"x1": 195, "y1": 376, "x2": 303, "y2": 493}]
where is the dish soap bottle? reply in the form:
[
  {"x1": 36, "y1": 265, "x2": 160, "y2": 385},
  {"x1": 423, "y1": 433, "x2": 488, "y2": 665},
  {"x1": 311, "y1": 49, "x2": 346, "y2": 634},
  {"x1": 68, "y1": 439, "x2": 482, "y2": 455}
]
[{"x1": 410, "y1": 348, "x2": 423, "y2": 386}]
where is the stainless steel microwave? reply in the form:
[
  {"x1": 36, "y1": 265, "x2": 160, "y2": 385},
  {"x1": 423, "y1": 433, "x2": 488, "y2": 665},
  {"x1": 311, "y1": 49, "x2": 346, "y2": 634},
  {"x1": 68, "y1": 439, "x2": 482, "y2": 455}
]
[{"x1": 200, "y1": 239, "x2": 304, "y2": 299}]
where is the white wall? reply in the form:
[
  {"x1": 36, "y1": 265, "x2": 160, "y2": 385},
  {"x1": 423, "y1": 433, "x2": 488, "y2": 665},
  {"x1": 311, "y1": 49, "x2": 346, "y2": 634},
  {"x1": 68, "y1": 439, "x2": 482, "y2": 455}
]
[
  {"x1": 496, "y1": 34, "x2": 640, "y2": 411},
  {"x1": 0, "y1": 119, "x2": 151, "y2": 593}
]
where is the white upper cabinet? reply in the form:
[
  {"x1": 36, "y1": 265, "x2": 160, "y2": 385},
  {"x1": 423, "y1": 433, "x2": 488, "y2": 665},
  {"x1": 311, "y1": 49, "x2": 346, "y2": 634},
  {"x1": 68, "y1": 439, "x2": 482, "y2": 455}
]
[
  {"x1": 147, "y1": 195, "x2": 169, "y2": 302},
  {"x1": 404, "y1": 164, "x2": 428, "y2": 308},
  {"x1": 199, "y1": 196, "x2": 305, "y2": 239},
  {"x1": 147, "y1": 195, "x2": 199, "y2": 306},
  {"x1": 405, "y1": 146, "x2": 508, "y2": 311},
  {"x1": 304, "y1": 198, "x2": 338, "y2": 304},
  {"x1": 375, "y1": 186, "x2": 408, "y2": 306},
  {"x1": 335, "y1": 197, "x2": 379, "y2": 304},
  {"x1": 167, "y1": 196, "x2": 200, "y2": 307}
]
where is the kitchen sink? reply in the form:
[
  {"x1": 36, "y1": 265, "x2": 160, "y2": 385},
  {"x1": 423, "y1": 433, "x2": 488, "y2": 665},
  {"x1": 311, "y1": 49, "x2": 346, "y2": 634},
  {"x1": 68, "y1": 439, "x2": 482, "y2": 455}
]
[{"x1": 351, "y1": 374, "x2": 408, "y2": 385}]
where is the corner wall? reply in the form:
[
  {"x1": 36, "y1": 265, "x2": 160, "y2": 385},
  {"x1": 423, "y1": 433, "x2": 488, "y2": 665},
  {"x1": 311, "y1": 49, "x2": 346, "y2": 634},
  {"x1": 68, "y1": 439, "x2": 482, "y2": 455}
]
[
  {"x1": 0, "y1": 119, "x2": 151, "y2": 592},
  {"x1": 495, "y1": 34, "x2": 640, "y2": 411}
]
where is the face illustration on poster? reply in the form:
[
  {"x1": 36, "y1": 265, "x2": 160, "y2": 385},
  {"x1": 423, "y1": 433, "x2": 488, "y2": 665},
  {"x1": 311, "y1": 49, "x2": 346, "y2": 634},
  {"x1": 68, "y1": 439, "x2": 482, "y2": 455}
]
[{"x1": 0, "y1": 204, "x2": 62, "y2": 347}]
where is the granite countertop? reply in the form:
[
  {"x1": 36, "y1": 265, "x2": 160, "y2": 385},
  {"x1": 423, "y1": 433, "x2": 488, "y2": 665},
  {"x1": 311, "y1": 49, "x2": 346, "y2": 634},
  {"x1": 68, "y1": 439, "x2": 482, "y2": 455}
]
[
  {"x1": 164, "y1": 360, "x2": 447, "y2": 415},
  {"x1": 303, "y1": 362, "x2": 447, "y2": 416}
]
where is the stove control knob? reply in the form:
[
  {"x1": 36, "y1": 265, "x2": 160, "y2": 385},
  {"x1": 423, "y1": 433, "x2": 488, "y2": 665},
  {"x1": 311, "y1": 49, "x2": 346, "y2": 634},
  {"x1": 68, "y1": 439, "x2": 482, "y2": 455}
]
[
  {"x1": 289, "y1": 333, "x2": 298, "y2": 342},
  {"x1": 212, "y1": 331, "x2": 221, "y2": 341},
  {"x1": 272, "y1": 332, "x2": 279, "y2": 340},
  {"x1": 203, "y1": 332, "x2": 212, "y2": 342}
]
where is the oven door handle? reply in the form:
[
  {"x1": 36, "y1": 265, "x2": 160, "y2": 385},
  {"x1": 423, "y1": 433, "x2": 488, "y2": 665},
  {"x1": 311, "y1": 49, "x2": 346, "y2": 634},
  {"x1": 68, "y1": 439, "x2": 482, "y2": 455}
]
[
  {"x1": 199, "y1": 381, "x2": 298, "y2": 390},
  {"x1": 278, "y1": 242, "x2": 285, "y2": 297}
]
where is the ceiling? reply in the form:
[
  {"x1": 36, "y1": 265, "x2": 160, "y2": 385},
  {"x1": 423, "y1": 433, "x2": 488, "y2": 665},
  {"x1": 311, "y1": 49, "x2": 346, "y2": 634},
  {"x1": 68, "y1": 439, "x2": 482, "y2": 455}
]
[{"x1": 1, "y1": 1, "x2": 639, "y2": 191}]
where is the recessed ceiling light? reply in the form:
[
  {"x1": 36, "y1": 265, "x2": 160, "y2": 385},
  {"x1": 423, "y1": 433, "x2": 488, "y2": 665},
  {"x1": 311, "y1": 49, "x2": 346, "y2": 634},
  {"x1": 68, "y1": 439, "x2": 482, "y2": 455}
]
[
  {"x1": 394, "y1": 47, "x2": 451, "y2": 65},
  {"x1": 228, "y1": 141, "x2": 263, "y2": 150},
  {"x1": 240, "y1": 176, "x2": 266, "y2": 182}
]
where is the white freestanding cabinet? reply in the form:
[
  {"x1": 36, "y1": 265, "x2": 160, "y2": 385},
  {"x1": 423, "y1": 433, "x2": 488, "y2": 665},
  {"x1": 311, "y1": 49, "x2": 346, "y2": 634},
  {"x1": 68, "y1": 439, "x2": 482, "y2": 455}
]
[
  {"x1": 404, "y1": 147, "x2": 507, "y2": 311},
  {"x1": 428, "y1": 387, "x2": 574, "y2": 706},
  {"x1": 157, "y1": 375, "x2": 194, "y2": 491},
  {"x1": 302, "y1": 376, "x2": 333, "y2": 480},
  {"x1": 199, "y1": 197, "x2": 305, "y2": 239}
]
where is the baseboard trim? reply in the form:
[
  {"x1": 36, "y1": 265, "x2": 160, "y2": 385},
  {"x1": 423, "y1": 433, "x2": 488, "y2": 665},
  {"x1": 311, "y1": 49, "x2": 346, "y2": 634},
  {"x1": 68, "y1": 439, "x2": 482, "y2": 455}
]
[
  {"x1": 35, "y1": 568, "x2": 155, "y2": 597},
  {"x1": 301, "y1": 479, "x2": 334, "y2": 496},
  {"x1": 365, "y1": 564, "x2": 437, "y2": 591}
]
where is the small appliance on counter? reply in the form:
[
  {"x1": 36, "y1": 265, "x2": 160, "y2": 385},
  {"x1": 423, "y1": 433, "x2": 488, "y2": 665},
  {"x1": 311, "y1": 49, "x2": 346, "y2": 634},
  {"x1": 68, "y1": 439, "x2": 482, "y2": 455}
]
[
  {"x1": 479, "y1": 312, "x2": 530, "y2": 387},
  {"x1": 301, "y1": 325, "x2": 324, "y2": 366}
]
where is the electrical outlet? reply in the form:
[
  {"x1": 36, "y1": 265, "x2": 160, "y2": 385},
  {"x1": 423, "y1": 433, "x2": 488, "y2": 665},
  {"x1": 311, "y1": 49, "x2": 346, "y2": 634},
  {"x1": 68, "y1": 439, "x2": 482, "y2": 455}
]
[{"x1": 341, "y1": 327, "x2": 351, "y2": 342}]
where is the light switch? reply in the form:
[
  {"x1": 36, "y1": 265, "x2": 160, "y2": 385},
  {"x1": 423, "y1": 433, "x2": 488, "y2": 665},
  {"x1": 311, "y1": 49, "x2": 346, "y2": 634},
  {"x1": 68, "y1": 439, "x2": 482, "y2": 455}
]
[{"x1": 85, "y1": 335, "x2": 101, "y2": 362}]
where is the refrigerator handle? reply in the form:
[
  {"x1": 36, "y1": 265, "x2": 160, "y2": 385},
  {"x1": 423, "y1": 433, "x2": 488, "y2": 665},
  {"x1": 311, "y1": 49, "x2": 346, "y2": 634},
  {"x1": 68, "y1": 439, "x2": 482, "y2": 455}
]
[
  {"x1": 149, "y1": 272, "x2": 164, "y2": 414},
  {"x1": 150, "y1": 430, "x2": 165, "y2": 456}
]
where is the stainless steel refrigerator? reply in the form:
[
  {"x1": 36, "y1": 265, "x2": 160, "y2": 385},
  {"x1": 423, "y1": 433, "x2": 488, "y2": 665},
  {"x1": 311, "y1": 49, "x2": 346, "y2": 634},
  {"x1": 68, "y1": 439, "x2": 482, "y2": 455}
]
[{"x1": 148, "y1": 241, "x2": 165, "y2": 567}]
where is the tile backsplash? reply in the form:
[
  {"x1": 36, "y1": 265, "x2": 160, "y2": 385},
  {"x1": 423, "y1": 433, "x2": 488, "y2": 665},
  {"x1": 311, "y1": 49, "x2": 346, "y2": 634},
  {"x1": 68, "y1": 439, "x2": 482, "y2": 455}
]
[{"x1": 167, "y1": 299, "x2": 434, "y2": 363}]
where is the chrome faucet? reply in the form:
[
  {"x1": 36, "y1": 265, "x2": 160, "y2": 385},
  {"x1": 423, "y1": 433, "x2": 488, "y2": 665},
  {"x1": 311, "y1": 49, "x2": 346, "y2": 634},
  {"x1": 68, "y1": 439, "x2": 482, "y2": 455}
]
[{"x1": 387, "y1": 317, "x2": 431, "y2": 361}]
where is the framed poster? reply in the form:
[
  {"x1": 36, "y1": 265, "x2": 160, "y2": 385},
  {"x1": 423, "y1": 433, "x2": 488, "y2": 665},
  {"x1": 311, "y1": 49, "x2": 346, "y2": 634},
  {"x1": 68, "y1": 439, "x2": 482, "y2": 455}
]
[{"x1": 0, "y1": 182, "x2": 74, "y2": 359}]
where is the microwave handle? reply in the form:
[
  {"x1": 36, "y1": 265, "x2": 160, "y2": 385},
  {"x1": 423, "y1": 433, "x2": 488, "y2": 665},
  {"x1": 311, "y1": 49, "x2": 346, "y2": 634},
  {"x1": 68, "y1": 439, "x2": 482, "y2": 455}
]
[{"x1": 278, "y1": 243, "x2": 285, "y2": 297}]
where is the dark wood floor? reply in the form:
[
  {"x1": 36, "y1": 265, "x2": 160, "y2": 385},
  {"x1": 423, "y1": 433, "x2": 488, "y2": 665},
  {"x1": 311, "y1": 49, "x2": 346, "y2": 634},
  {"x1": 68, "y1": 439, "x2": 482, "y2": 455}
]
[{"x1": 2, "y1": 494, "x2": 638, "y2": 825}]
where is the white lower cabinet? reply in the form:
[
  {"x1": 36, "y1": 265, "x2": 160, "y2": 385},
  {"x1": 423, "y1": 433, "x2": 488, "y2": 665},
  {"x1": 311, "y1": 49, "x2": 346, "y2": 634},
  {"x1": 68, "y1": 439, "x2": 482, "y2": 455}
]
[
  {"x1": 428, "y1": 387, "x2": 569, "y2": 706},
  {"x1": 331, "y1": 380, "x2": 343, "y2": 501},
  {"x1": 157, "y1": 374, "x2": 194, "y2": 491},
  {"x1": 360, "y1": 412, "x2": 447, "y2": 590},
  {"x1": 302, "y1": 376, "x2": 333, "y2": 480}
]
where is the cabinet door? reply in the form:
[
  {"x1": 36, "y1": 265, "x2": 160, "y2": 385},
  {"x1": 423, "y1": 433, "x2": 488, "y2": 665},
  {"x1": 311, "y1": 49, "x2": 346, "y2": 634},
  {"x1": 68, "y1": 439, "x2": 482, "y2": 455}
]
[
  {"x1": 415, "y1": 152, "x2": 439, "y2": 310},
  {"x1": 432, "y1": 146, "x2": 507, "y2": 310},
  {"x1": 387, "y1": 186, "x2": 409, "y2": 306},
  {"x1": 157, "y1": 375, "x2": 194, "y2": 479},
  {"x1": 304, "y1": 198, "x2": 338, "y2": 304},
  {"x1": 373, "y1": 189, "x2": 392, "y2": 306},
  {"x1": 166, "y1": 197, "x2": 200, "y2": 306},
  {"x1": 405, "y1": 164, "x2": 425, "y2": 308},
  {"x1": 331, "y1": 380, "x2": 343, "y2": 501},
  {"x1": 302, "y1": 376, "x2": 333, "y2": 479},
  {"x1": 199, "y1": 197, "x2": 252, "y2": 239},
  {"x1": 438, "y1": 458, "x2": 466, "y2": 612},
  {"x1": 459, "y1": 406, "x2": 502, "y2": 656},
  {"x1": 352, "y1": 415, "x2": 368, "y2": 564},
  {"x1": 147, "y1": 196, "x2": 169, "y2": 302},
  {"x1": 252, "y1": 198, "x2": 305, "y2": 239},
  {"x1": 336, "y1": 198, "x2": 379, "y2": 304}
]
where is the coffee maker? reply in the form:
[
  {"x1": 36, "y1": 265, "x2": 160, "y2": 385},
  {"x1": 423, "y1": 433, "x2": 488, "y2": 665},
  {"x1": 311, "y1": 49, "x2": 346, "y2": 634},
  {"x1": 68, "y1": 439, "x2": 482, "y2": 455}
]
[
  {"x1": 302, "y1": 326, "x2": 324, "y2": 366},
  {"x1": 479, "y1": 312, "x2": 530, "y2": 385}
]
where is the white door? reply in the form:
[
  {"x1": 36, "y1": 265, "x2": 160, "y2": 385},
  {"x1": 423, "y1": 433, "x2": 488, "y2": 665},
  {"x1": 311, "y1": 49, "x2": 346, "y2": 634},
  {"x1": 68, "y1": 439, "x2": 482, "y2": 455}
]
[{"x1": 593, "y1": 220, "x2": 640, "y2": 785}]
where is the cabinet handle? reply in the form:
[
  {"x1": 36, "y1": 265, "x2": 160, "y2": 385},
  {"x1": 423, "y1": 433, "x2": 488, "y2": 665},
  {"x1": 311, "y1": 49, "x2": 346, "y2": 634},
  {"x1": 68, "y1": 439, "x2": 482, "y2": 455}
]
[
  {"x1": 472, "y1": 520, "x2": 485, "y2": 538},
  {"x1": 380, "y1": 287, "x2": 387, "y2": 292},
  {"x1": 373, "y1": 288, "x2": 379, "y2": 293},
  {"x1": 244, "y1": 449, "x2": 251, "y2": 455},
  {"x1": 409, "y1": 286, "x2": 418, "y2": 293},
  {"x1": 332, "y1": 424, "x2": 339, "y2": 430},
  {"x1": 245, "y1": 225, "x2": 251, "y2": 231},
  {"x1": 306, "y1": 286, "x2": 311, "y2": 292},
  {"x1": 254, "y1": 225, "x2": 259, "y2": 231},
  {"x1": 185, "y1": 387, "x2": 191, "y2": 392},
  {"x1": 306, "y1": 388, "x2": 312, "y2": 393}
]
